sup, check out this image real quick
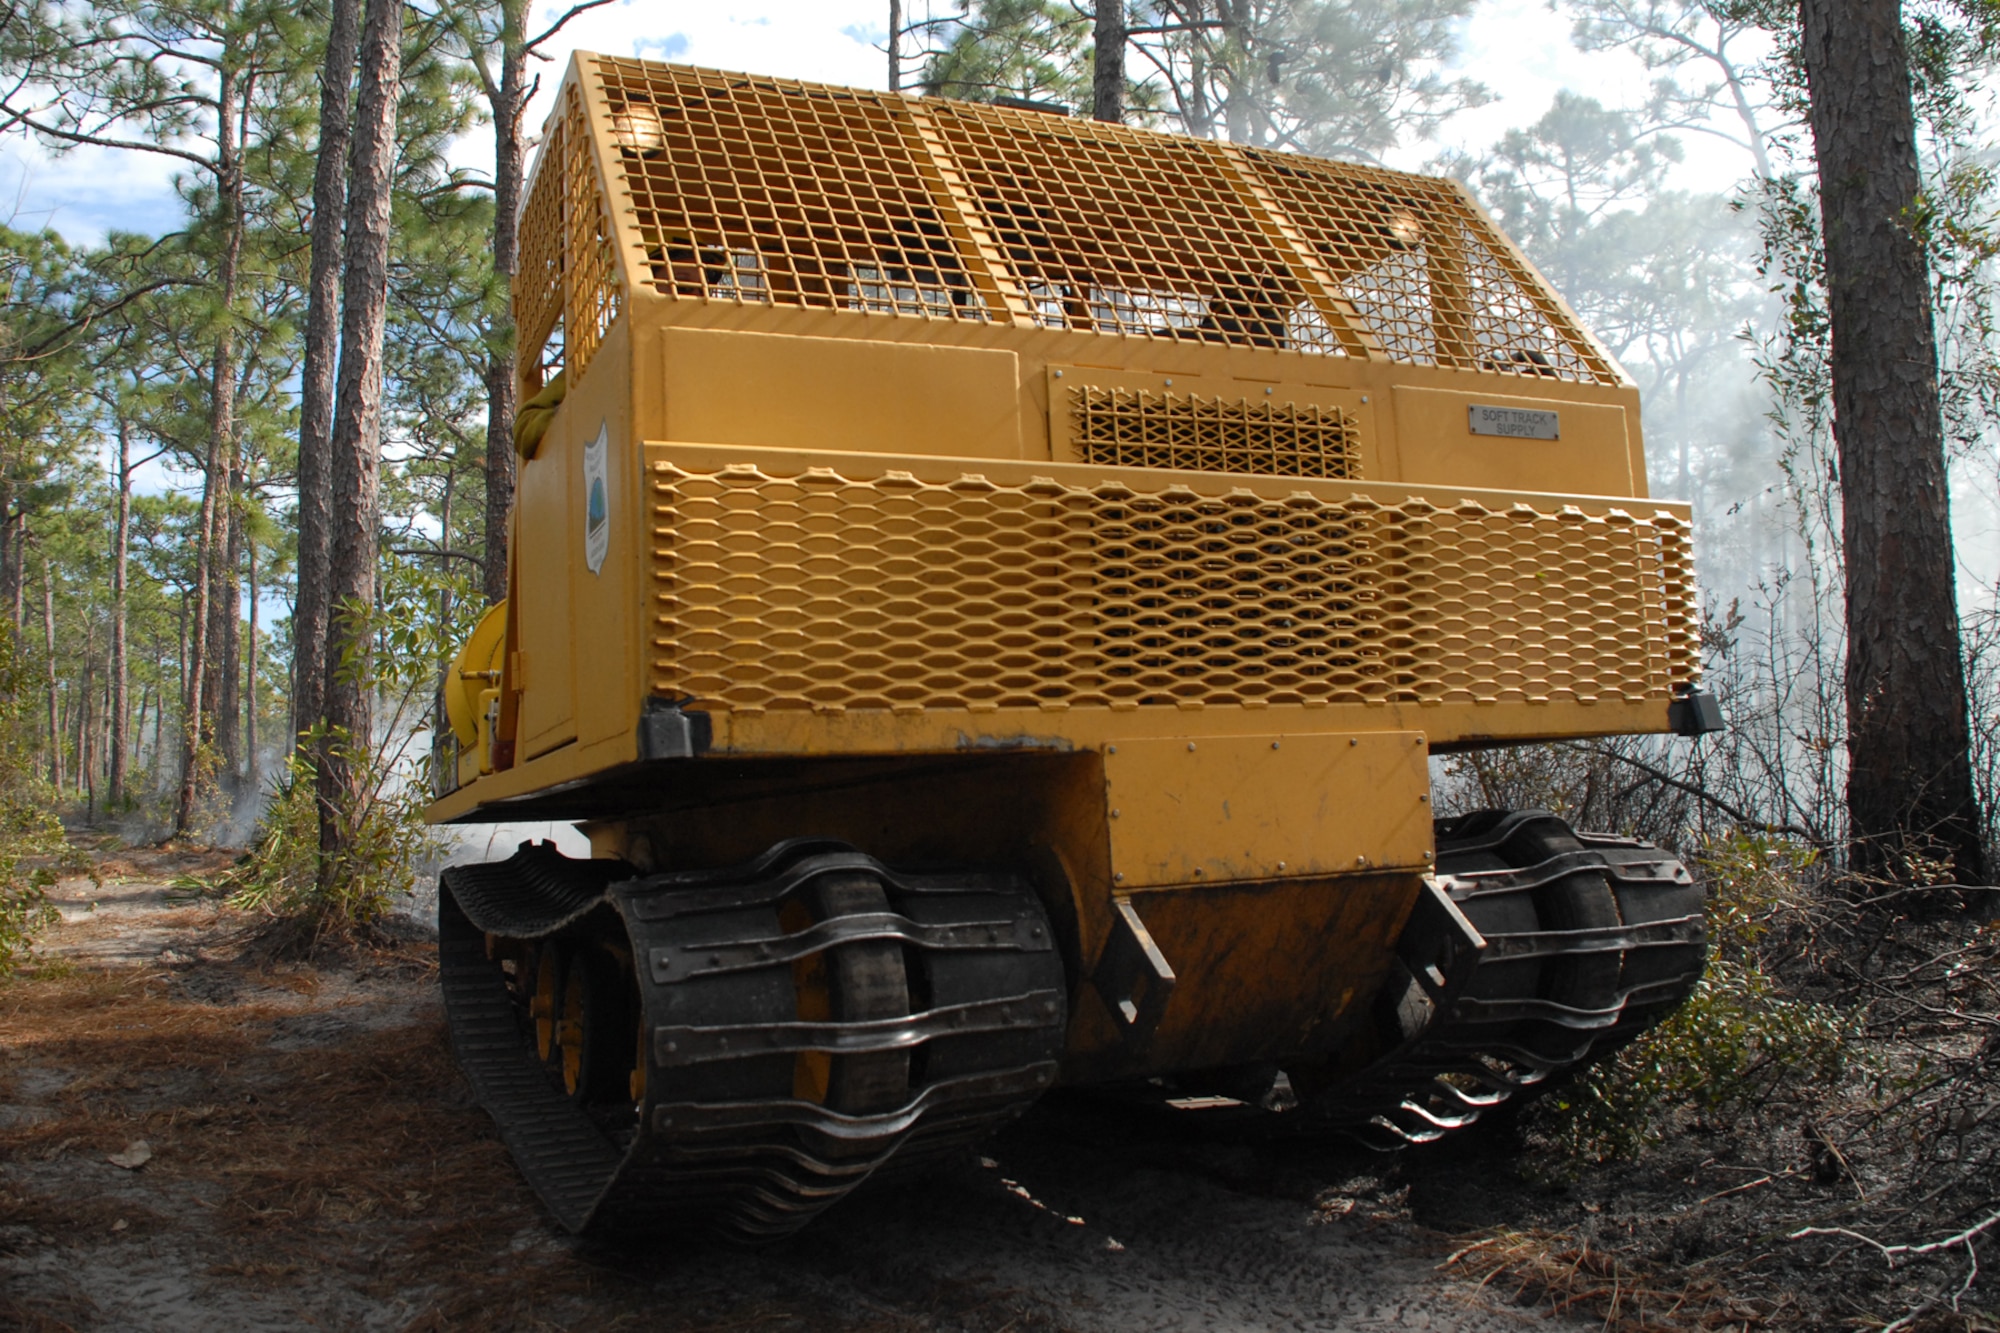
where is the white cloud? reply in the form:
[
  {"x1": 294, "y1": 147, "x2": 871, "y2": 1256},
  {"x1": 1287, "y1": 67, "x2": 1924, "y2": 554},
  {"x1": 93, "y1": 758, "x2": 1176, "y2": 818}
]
[{"x1": 0, "y1": 136, "x2": 186, "y2": 247}]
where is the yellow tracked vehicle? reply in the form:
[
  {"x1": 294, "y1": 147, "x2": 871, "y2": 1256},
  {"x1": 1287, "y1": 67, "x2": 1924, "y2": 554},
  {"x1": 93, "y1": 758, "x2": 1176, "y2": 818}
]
[{"x1": 428, "y1": 53, "x2": 1720, "y2": 1238}]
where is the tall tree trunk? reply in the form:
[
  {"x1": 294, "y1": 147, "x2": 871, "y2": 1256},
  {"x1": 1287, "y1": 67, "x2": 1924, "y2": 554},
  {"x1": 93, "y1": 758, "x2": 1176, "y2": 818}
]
[
  {"x1": 295, "y1": 0, "x2": 363, "y2": 753},
  {"x1": 1093, "y1": 1, "x2": 1125, "y2": 123},
  {"x1": 78, "y1": 640, "x2": 93, "y2": 815},
  {"x1": 40, "y1": 552, "x2": 59, "y2": 790},
  {"x1": 320, "y1": 0, "x2": 403, "y2": 865},
  {"x1": 176, "y1": 58, "x2": 246, "y2": 837},
  {"x1": 110, "y1": 417, "x2": 131, "y2": 807},
  {"x1": 9, "y1": 521, "x2": 21, "y2": 634},
  {"x1": 1800, "y1": 0, "x2": 1986, "y2": 892},
  {"x1": 481, "y1": 0, "x2": 525, "y2": 607},
  {"x1": 432, "y1": 472, "x2": 455, "y2": 784},
  {"x1": 245, "y1": 533, "x2": 259, "y2": 793},
  {"x1": 0, "y1": 488, "x2": 15, "y2": 633},
  {"x1": 151, "y1": 677, "x2": 164, "y2": 792},
  {"x1": 214, "y1": 465, "x2": 244, "y2": 785},
  {"x1": 888, "y1": 0, "x2": 903, "y2": 91}
]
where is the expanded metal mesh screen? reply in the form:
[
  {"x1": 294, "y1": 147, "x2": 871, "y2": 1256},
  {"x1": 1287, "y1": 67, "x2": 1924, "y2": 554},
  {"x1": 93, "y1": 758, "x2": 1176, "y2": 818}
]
[
  {"x1": 1070, "y1": 387, "x2": 1360, "y2": 480},
  {"x1": 597, "y1": 58, "x2": 992, "y2": 321},
  {"x1": 516, "y1": 83, "x2": 625, "y2": 390},
  {"x1": 1240, "y1": 150, "x2": 1616, "y2": 383},
  {"x1": 646, "y1": 450, "x2": 1698, "y2": 715},
  {"x1": 525, "y1": 56, "x2": 1621, "y2": 387},
  {"x1": 922, "y1": 100, "x2": 1341, "y2": 351}
]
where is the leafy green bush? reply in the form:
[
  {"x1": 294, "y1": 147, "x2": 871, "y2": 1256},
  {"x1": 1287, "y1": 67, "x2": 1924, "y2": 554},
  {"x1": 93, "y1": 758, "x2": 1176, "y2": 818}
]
[
  {"x1": 0, "y1": 623, "x2": 72, "y2": 974},
  {"x1": 209, "y1": 731, "x2": 438, "y2": 933},
  {"x1": 1535, "y1": 834, "x2": 1850, "y2": 1162}
]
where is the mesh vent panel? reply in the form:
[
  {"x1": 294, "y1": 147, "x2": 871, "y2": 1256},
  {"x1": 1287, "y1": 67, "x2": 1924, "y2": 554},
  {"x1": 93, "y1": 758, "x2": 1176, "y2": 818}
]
[
  {"x1": 529, "y1": 56, "x2": 1626, "y2": 386},
  {"x1": 514, "y1": 84, "x2": 623, "y2": 388},
  {"x1": 1071, "y1": 387, "x2": 1360, "y2": 480},
  {"x1": 922, "y1": 102, "x2": 1340, "y2": 352},
  {"x1": 648, "y1": 454, "x2": 1698, "y2": 714},
  {"x1": 1240, "y1": 149, "x2": 1614, "y2": 383},
  {"x1": 564, "y1": 83, "x2": 623, "y2": 382},
  {"x1": 596, "y1": 59, "x2": 994, "y2": 321}
]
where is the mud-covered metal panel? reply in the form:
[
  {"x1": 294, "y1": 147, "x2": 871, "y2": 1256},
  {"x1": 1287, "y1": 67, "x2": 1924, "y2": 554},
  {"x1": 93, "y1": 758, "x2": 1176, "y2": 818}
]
[{"x1": 1101, "y1": 731, "x2": 1431, "y2": 888}]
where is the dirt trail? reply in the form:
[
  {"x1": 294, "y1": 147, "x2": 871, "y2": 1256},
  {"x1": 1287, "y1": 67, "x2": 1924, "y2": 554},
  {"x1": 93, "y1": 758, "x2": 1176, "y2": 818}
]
[{"x1": 1, "y1": 849, "x2": 1583, "y2": 1331}]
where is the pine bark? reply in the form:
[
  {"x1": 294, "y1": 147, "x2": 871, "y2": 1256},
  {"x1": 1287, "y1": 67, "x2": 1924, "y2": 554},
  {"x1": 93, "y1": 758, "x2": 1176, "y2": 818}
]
[
  {"x1": 319, "y1": 0, "x2": 403, "y2": 860},
  {"x1": 212, "y1": 467, "x2": 243, "y2": 783},
  {"x1": 175, "y1": 57, "x2": 247, "y2": 836},
  {"x1": 110, "y1": 416, "x2": 130, "y2": 807},
  {"x1": 40, "y1": 552, "x2": 59, "y2": 790},
  {"x1": 1093, "y1": 1, "x2": 1125, "y2": 123},
  {"x1": 888, "y1": 0, "x2": 903, "y2": 91},
  {"x1": 1800, "y1": 0, "x2": 1986, "y2": 890},
  {"x1": 480, "y1": 0, "x2": 525, "y2": 607},
  {"x1": 245, "y1": 534, "x2": 259, "y2": 792},
  {"x1": 0, "y1": 490, "x2": 16, "y2": 634},
  {"x1": 294, "y1": 0, "x2": 363, "y2": 751}
]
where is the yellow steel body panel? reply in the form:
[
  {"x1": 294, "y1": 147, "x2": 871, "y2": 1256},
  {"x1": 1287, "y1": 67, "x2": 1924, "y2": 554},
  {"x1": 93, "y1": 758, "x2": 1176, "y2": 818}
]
[
  {"x1": 1103, "y1": 732, "x2": 1431, "y2": 888},
  {"x1": 511, "y1": 426, "x2": 577, "y2": 759},
  {"x1": 444, "y1": 604, "x2": 507, "y2": 748},
  {"x1": 639, "y1": 442, "x2": 1696, "y2": 718},
  {"x1": 662, "y1": 328, "x2": 1023, "y2": 458},
  {"x1": 1391, "y1": 384, "x2": 1634, "y2": 495},
  {"x1": 1070, "y1": 873, "x2": 1421, "y2": 1077}
]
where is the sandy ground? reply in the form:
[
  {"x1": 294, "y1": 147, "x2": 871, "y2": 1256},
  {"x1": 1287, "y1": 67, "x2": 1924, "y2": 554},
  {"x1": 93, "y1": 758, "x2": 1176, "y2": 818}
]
[{"x1": 0, "y1": 848, "x2": 1593, "y2": 1332}]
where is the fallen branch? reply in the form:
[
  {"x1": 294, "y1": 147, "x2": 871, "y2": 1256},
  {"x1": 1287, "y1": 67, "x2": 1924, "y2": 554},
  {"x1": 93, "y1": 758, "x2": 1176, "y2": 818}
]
[
  {"x1": 1564, "y1": 744, "x2": 1820, "y2": 841},
  {"x1": 1790, "y1": 1208, "x2": 2000, "y2": 1325},
  {"x1": 1788, "y1": 1207, "x2": 2000, "y2": 1267}
]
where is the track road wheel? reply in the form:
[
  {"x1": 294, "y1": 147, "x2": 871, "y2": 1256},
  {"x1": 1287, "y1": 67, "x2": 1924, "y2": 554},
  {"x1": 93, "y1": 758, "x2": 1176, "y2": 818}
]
[
  {"x1": 530, "y1": 944, "x2": 562, "y2": 1067},
  {"x1": 1440, "y1": 810, "x2": 1623, "y2": 1065},
  {"x1": 784, "y1": 873, "x2": 911, "y2": 1120}
]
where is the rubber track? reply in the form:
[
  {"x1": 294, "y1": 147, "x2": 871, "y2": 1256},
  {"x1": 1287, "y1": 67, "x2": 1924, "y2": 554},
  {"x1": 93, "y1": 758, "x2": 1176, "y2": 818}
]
[
  {"x1": 439, "y1": 839, "x2": 1067, "y2": 1237},
  {"x1": 1310, "y1": 812, "x2": 1707, "y2": 1144}
]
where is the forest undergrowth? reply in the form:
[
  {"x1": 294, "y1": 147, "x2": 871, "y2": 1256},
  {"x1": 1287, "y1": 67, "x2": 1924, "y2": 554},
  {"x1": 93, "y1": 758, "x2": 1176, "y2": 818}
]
[{"x1": 1430, "y1": 745, "x2": 2000, "y2": 1332}]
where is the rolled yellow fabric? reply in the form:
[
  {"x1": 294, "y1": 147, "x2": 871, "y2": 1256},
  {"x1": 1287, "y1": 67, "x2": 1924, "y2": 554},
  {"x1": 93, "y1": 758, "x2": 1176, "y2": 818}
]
[{"x1": 514, "y1": 370, "x2": 567, "y2": 459}]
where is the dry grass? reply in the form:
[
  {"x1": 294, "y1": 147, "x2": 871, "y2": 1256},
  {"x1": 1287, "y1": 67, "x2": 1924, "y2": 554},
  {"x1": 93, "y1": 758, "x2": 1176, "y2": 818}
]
[
  {"x1": 1441, "y1": 1228, "x2": 1797, "y2": 1331},
  {"x1": 0, "y1": 948, "x2": 963, "y2": 1331}
]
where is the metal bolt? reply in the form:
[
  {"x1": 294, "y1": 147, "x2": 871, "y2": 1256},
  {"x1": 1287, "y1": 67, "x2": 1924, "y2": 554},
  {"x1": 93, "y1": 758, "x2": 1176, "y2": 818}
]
[
  {"x1": 1423, "y1": 850, "x2": 1435, "y2": 862},
  {"x1": 1349, "y1": 737, "x2": 1359, "y2": 747},
  {"x1": 1054, "y1": 369, "x2": 1063, "y2": 378},
  {"x1": 1265, "y1": 386, "x2": 1274, "y2": 394},
  {"x1": 664, "y1": 1040, "x2": 678, "y2": 1053},
  {"x1": 1186, "y1": 741, "x2": 1196, "y2": 752},
  {"x1": 709, "y1": 954, "x2": 722, "y2": 965},
  {"x1": 1114, "y1": 872, "x2": 1125, "y2": 882},
  {"x1": 1277, "y1": 861, "x2": 1287, "y2": 871},
  {"x1": 1271, "y1": 740, "x2": 1281, "y2": 750},
  {"x1": 718, "y1": 1037, "x2": 730, "y2": 1050},
  {"x1": 1192, "y1": 867, "x2": 1204, "y2": 877},
  {"x1": 1164, "y1": 378, "x2": 1174, "y2": 386},
  {"x1": 1360, "y1": 395, "x2": 1369, "y2": 404},
  {"x1": 1111, "y1": 808, "x2": 1120, "y2": 818},
  {"x1": 1355, "y1": 855, "x2": 1368, "y2": 867},
  {"x1": 1418, "y1": 793, "x2": 1429, "y2": 803},
  {"x1": 1107, "y1": 745, "x2": 1117, "y2": 754}
]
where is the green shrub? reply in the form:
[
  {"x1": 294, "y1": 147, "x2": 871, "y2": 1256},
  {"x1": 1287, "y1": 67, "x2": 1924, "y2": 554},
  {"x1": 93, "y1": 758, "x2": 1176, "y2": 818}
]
[
  {"x1": 206, "y1": 732, "x2": 438, "y2": 932},
  {"x1": 1535, "y1": 834, "x2": 1850, "y2": 1162},
  {"x1": 0, "y1": 624, "x2": 71, "y2": 975}
]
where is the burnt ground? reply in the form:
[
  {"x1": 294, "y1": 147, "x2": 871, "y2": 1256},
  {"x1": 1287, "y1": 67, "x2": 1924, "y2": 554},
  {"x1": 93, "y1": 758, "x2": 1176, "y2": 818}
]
[
  {"x1": 4, "y1": 844, "x2": 1992, "y2": 1331},
  {"x1": 0, "y1": 845, "x2": 1591, "y2": 1332}
]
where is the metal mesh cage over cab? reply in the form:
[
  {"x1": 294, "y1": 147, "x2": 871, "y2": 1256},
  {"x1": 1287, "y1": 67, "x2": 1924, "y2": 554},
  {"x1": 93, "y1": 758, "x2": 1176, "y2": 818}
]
[{"x1": 518, "y1": 56, "x2": 1619, "y2": 390}]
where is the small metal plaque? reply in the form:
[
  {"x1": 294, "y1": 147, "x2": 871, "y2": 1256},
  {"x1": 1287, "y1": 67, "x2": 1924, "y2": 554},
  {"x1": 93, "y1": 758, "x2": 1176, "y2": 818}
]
[{"x1": 1468, "y1": 404, "x2": 1559, "y2": 440}]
